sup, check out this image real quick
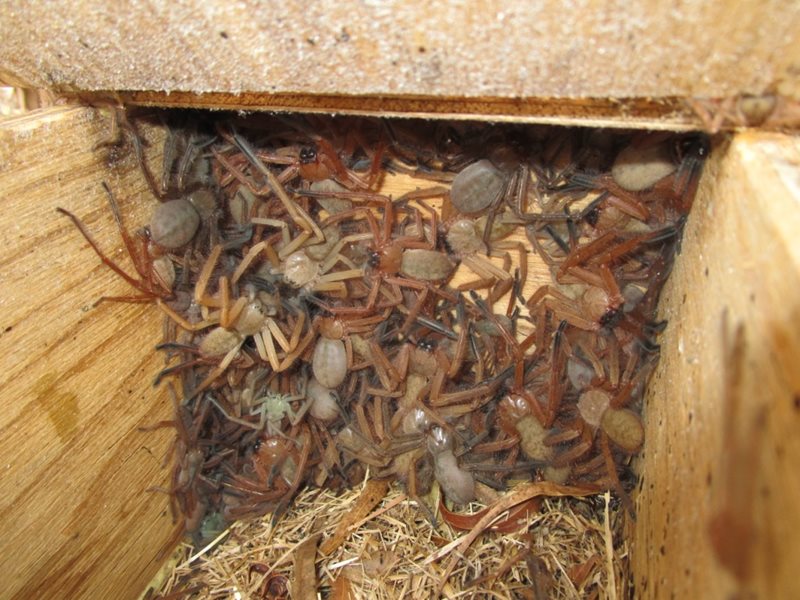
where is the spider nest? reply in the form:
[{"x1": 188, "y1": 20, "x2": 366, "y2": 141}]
[
  {"x1": 145, "y1": 479, "x2": 630, "y2": 599},
  {"x1": 73, "y1": 114, "x2": 705, "y2": 600}
]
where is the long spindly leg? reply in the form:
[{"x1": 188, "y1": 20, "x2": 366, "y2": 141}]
[
  {"x1": 368, "y1": 338, "x2": 401, "y2": 392},
  {"x1": 208, "y1": 395, "x2": 263, "y2": 430},
  {"x1": 545, "y1": 321, "x2": 568, "y2": 427},
  {"x1": 606, "y1": 332, "x2": 621, "y2": 388},
  {"x1": 218, "y1": 276, "x2": 233, "y2": 328},
  {"x1": 550, "y1": 438, "x2": 592, "y2": 468},
  {"x1": 604, "y1": 188, "x2": 650, "y2": 221},
  {"x1": 344, "y1": 308, "x2": 393, "y2": 335},
  {"x1": 189, "y1": 339, "x2": 245, "y2": 399},
  {"x1": 544, "y1": 298, "x2": 599, "y2": 332},
  {"x1": 398, "y1": 286, "x2": 429, "y2": 337},
  {"x1": 254, "y1": 328, "x2": 281, "y2": 371},
  {"x1": 456, "y1": 276, "x2": 494, "y2": 293},
  {"x1": 224, "y1": 295, "x2": 248, "y2": 331},
  {"x1": 286, "y1": 310, "x2": 307, "y2": 352},
  {"x1": 494, "y1": 239, "x2": 529, "y2": 284},
  {"x1": 277, "y1": 327, "x2": 316, "y2": 372},
  {"x1": 228, "y1": 130, "x2": 325, "y2": 244},
  {"x1": 598, "y1": 432, "x2": 635, "y2": 516},
  {"x1": 286, "y1": 385, "x2": 314, "y2": 429},
  {"x1": 156, "y1": 299, "x2": 219, "y2": 331},
  {"x1": 447, "y1": 300, "x2": 469, "y2": 379},
  {"x1": 194, "y1": 244, "x2": 223, "y2": 306},
  {"x1": 278, "y1": 230, "x2": 313, "y2": 260},
  {"x1": 272, "y1": 425, "x2": 313, "y2": 524},
  {"x1": 315, "y1": 268, "x2": 365, "y2": 287},
  {"x1": 57, "y1": 206, "x2": 154, "y2": 297},
  {"x1": 487, "y1": 276, "x2": 515, "y2": 306},
  {"x1": 153, "y1": 358, "x2": 205, "y2": 386},
  {"x1": 574, "y1": 334, "x2": 606, "y2": 383},
  {"x1": 319, "y1": 232, "x2": 374, "y2": 274},
  {"x1": 407, "y1": 453, "x2": 437, "y2": 525},
  {"x1": 557, "y1": 231, "x2": 619, "y2": 277},
  {"x1": 231, "y1": 240, "x2": 269, "y2": 284},
  {"x1": 528, "y1": 286, "x2": 598, "y2": 332}
]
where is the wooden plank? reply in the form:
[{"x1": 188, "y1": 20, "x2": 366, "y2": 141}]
[
  {"x1": 0, "y1": 1, "x2": 798, "y2": 102},
  {"x1": 0, "y1": 107, "x2": 179, "y2": 600},
  {"x1": 632, "y1": 132, "x2": 800, "y2": 598}
]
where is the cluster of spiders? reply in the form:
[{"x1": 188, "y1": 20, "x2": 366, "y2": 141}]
[{"x1": 59, "y1": 112, "x2": 707, "y2": 545}]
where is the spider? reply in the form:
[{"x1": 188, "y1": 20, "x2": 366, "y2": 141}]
[
  {"x1": 210, "y1": 376, "x2": 311, "y2": 440},
  {"x1": 223, "y1": 423, "x2": 313, "y2": 522},
  {"x1": 58, "y1": 185, "x2": 174, "y2": 301},
  {"x1": 304, "y1": 198, "x2": 456, "y2": 323},
  {"x1": 56, "y1": 180, "x2": 225, "y2": 336}
]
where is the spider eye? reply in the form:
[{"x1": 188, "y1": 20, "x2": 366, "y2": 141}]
[
  {"x1": 599, "y1": 308, "x2": 621, "y2": 328},
  {"x1": 299, "y1": 147, "x2": 317, "y2": 163},
  {"x1": 677, "y1": 135, "x2": 710, "y2": 160},
  {"x1": 417, "y1": 339, "x2": 435, "y2": 352}
]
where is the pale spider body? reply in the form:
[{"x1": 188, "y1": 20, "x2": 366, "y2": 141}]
[
  {"x1": 211, "y1": 377, "x2": 310, "y2": 439},
  {"x1": 260, "y1": 393, "x2": 299, "y2": 433},
  {"x1": 449, "y1": 159, "x2": 508, "y2": 215},
  {"x1": 245, "y1": 376, "x2": 311, "y2": 438},
  {"x1": 427, "y1": 427, "x2": 476, "y2": 505}
]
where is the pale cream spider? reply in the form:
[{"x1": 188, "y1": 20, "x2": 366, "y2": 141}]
[{"x1": 210, "y1": 373, "x2": 311, "y2": 441}]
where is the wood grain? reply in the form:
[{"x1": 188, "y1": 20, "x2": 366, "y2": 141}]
[
  {"x1": 0, "y1": 107, "x2": 179, "y2": 600},
  {"x1": 632, "y1": 132, "x2": 800, "y2": 598},
  {"x1": 0, "y1": 1, "x2": 798, "y2": 102}
]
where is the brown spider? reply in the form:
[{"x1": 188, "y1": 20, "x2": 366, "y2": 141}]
[
  {"x1": 58, "y1": 184, "x2": 174, "y2": 302},
  {"x1": 223, "y1": 423, "x2": 313, "y2": 522}
]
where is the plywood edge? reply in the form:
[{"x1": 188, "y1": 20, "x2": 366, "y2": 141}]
[
  {"x1": 633, "y1": 132, "x2": 800, "y2": 598},
  {"x1": 34, "y1": 90, "x2": 798, "y2": 132},
  {"x1": 97, "y1": 91, "x2": 701, "y2": 131}
]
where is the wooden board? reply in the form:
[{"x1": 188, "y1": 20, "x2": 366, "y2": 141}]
[
  {"x1": 0, "y1": 1, "x2": 799, "y2": 121},
  {"x1": 633, "y1": 132, "x2": 800, "y2": 598},
  {"x1": 0, "y1": 107, "x2": 179, "y2": 599}
]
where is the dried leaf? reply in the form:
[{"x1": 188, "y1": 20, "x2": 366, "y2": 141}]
[
  {"x1": 568, "y1": 554, "x2": 600, "y2": 591},
  {"x1": 329, "y1": 573, "x2": 355, "y2": 600},
  {"x1": 320, "y1": 479, "x2": 389, "y2": 555},
  {"x1": 439, "y1": 497, "x2": 542, "y2": 533},
  {"x1": 291, "y1": 534, "x2": 320, "y2": 600},
  {"x1": 258, "y1": 574, "x2": 289, "y2": 599},
  {"x1": 427, "y1": 481, "x2": 595, "y2": 564},
  {"x1": 526, "y1": 554, "x2": 555, "y2": 600},
  {"x1": 428, "y1": 481, "x2": 596, "y2": 594}
]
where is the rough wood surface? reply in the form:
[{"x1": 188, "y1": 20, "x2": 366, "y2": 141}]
[
  {"x1": 0, "y1": 1, "x2": 798, "y2": 101},
  {"x1": 0, "y1": 107, "x2": 179, "y2": 600},
  {"x1": 633, "y1": 132, "x2": 800, "y2": 598}
]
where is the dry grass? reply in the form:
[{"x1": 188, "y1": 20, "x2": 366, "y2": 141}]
[{"x1": 148, "y1": 479, "x2": 630, "y2": 599}]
